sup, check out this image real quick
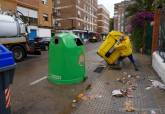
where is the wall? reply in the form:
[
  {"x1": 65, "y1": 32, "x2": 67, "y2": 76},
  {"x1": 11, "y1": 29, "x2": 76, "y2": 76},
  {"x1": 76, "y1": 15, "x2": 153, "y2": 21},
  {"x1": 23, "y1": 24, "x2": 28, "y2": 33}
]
[
  {"x1": 17, "y1": 0, "x2": 39, "y2": 10},
  {"x1": 152, "y1": 10, "x2": 160, "y2": 53},
  {"x1": 152, "y1": 52, "x2": 165, "y2": 83},
  {"x1": 38, "y1": 0, "x2": 52, "y2": 28},
  {"x1": 0, "y1": 0, "x2": 17, "y2": 12}
]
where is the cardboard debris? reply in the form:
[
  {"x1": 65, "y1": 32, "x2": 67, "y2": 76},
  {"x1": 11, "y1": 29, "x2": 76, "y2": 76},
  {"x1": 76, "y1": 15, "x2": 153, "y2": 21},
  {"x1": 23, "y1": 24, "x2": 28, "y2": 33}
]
[
  {"x1": 77, "y1": 93, "x2": 102, "y2": 101},
  {"x1": 124, "y1": 100, "x2": 135, "y2": 112},
  {"x1": 77, "y1": 93, "x2": 84, "y2": 100}
]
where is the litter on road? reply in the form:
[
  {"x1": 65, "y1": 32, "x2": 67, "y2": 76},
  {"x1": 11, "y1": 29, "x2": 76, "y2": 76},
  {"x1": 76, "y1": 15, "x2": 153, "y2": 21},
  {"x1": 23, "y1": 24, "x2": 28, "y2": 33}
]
[
  {"x1": 112, "y1": 89, "x2": 125, "y2": 97},
  {"x1": 124, "y1": 100, "x2": 135, "y2": 112},
  {"x1": 85, "y1": 84, "x2": 92, "y2": 90},
  {"x1": 150, "y1": 80, "x2": 165, "y2": 90},
  {"x1": 146, "y1": 80, "x2": 165, "y2": 90}
]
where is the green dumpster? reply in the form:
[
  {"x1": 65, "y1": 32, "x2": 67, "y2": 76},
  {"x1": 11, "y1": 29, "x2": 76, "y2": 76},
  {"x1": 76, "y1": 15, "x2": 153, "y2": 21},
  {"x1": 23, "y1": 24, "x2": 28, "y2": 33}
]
[{"x1": 48, "y1": 33, "x2": 86, "y2": 84}]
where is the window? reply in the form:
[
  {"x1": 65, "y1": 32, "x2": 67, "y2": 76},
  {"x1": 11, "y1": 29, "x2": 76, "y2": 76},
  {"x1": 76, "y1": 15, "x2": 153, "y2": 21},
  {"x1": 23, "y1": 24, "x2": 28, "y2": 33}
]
[
  {"x1": 78, "y1": 10, "x2": 81, "y2": 18},
  {"x1": 78, "y1": 22, "x2": 81, "y2": 27},
  {"x1": 43, "y1": 14, "x2": 48, "y2": 21},
  {"x1": 57, "y1": 0, "x2": 60, "y2": 4},
  {"x1": 77, "y1": 0, "x2": 80, "y2": 4},
  {"x1": 57, "y1": 9, "x2": 61, "y2": 16},
  {"x1": 42, "y1": 0, "x2": 48, "y2": 5},
  {"x1": 55, "y1": 21, "x2": 61, "y2": 27}
]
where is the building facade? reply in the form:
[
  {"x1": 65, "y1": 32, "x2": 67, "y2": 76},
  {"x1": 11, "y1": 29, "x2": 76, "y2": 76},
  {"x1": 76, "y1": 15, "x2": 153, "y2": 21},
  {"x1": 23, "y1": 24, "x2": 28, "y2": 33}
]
[
  {"x1": 0, "y1": 0, "x2": 53, "y2": 39},
  {"x1": 0, "y1": 0, "x2": 17, "y2": 12},
  {"x1": 114, "y1": 0, "x2": 131, "y2": 33},
  {"x1": 53, "y1": 0, "x2": 98, "y2": 39},
  {"x1": 97, "y1": 4, "x2": 110, "y2": 38},
  {"x1": 39, "y1": 0, "x2": 52, "y2": 28},
  {"x1": 38, "y1": 0, "x2": 53, "y2": 37}
]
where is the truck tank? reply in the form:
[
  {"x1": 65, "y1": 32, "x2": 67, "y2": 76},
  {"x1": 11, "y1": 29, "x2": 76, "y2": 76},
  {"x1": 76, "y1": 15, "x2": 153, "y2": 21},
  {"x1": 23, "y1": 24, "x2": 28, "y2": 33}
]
[{"x1": 0, "y1": 14, "x2": 26, "y2": 37}]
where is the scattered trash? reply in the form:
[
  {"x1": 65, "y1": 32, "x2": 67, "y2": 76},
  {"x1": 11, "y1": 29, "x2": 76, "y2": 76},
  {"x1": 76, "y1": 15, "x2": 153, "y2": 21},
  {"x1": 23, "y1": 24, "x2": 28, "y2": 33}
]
[
  {"x1": 72, "y1": 99, "x2": 77, "y2": 103},
  {"x1": 128, "y1": 75, "x2": 132, "y2": 78},
  {"x1": 89, "y1": 94, "x2": 103, "y2": 99},
  {"x1": 112, "y1": 89, "x2": 124, "y2": 97},
  {"x1": 116, "y1": 77, "x2": 127, "y2": 84},
  {"x1": 126, "y1": 88, "x2": 134, "y2": 98},
  {"x1": 146, "y1": 80, "x2": 165, "y2": 90},
  {"x1": 85, "y1": 84, "x2": 92, "y2": 90},
  {"x1": 145, "y1": 86, "x2": 153, "y2": 90},
  {"x1": 77, "y1": 93, "x2": 84, "y2": 100},
  {"x1": 81, "y1": 95, "x2": 90, "y2": 101},
  {"x1": 123, "y1": 72, "x2": 127, "y2": 75},
  {"x1": 124, "y1": 100, "x2": 135, "y2": 112},
  {"x1": 150, "y1": 110, "x2": 157, "y2": 114},
  {"x1": 71, "y1": 103, "x2": 77, "y2": 108},
  {"x1": 150, "y1": 80, "x2": 165, "y2": 90},
  {"x1": 77, "y1": 93, "x2": 102, "y2": 101},
  {"x1": 136, "y1": 75, "x2": 140, "y2": 79}
]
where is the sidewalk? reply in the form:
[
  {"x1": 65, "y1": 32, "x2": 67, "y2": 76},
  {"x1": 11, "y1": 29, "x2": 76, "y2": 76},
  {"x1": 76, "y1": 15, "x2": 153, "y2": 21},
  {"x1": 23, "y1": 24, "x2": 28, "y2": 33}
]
[{"x1": 72, "y1": 54, "x2": 165, "y2": 114}]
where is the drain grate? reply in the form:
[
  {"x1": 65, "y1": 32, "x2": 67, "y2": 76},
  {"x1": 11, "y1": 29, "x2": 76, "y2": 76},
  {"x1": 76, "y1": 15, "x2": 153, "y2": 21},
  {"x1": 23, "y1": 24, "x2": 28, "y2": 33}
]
[{"x1": 93, "y1": 66, "x2": 105, "y2": 73}]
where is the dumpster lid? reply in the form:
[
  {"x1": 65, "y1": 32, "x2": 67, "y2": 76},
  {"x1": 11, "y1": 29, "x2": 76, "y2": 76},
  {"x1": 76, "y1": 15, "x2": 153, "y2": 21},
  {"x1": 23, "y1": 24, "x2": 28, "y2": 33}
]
[{"x1": 0, "y1": 44, "x2": 15, "y2": 70}]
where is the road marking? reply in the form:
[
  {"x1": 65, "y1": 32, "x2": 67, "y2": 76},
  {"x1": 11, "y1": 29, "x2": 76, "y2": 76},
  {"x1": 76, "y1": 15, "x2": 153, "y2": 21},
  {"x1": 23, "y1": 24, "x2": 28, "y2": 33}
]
[{"x1": 30, "y1": 76, "x2": 47, "y2": 86}]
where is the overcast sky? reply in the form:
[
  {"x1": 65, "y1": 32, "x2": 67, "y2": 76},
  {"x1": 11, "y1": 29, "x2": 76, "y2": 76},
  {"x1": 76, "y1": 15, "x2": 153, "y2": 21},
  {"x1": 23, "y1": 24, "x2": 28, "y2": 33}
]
[{"x1": 98, "y1": 0, "x2": 124, "y2": 17}]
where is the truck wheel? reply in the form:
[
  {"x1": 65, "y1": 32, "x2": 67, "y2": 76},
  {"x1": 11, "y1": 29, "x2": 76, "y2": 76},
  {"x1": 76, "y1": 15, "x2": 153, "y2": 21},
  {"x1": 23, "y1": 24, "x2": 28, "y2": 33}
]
[{"x1": 11, "y1": 46, "x2": 25, "y2": 62}]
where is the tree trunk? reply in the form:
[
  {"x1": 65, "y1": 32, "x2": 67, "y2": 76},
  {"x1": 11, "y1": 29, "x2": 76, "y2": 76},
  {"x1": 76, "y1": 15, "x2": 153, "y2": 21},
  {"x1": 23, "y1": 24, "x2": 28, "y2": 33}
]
[{"x1": 142, "y1": 21, "x2": 147, "y2": 54}]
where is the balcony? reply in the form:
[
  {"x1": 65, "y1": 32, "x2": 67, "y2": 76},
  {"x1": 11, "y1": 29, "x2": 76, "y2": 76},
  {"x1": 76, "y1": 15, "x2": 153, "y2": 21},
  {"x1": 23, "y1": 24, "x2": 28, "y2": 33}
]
[{"x1": 17, "y1": 0, "x2": 39, "y2": 9}]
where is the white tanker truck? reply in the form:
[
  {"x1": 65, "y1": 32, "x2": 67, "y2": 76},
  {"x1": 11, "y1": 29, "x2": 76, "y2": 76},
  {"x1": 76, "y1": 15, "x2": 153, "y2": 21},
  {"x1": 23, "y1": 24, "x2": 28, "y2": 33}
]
[{"x1": 0, "y1": 13, "x2": 41, "y2": 61}]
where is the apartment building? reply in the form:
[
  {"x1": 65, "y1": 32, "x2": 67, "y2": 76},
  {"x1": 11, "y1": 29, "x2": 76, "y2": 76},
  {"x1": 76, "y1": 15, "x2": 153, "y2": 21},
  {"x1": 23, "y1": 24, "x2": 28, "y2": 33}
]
[
  {"x1": 0, "y1": 0, "x2": 52, "y2": 40},
  {"x1": 114, "y1": 0, "x2": 131, "y2": 33},
  {"x1": 97, "y1": 4, "x2": 110, "y2": 38},
  {"x1": 53, "y1": 0, "x2": 98, "y2": 39},
  {"x1": 38, "y1": 0, "x2": 53, "y2": 37},
  {"x1": 0, "y1": 0, "x2": 17, "y2": 12}
]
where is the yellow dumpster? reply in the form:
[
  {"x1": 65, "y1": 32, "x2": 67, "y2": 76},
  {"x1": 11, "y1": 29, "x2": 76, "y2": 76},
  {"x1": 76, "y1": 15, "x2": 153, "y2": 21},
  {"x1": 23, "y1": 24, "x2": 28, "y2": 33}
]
[{"x1": 97, "y1": 31, "x2": 132, "y2": 64}]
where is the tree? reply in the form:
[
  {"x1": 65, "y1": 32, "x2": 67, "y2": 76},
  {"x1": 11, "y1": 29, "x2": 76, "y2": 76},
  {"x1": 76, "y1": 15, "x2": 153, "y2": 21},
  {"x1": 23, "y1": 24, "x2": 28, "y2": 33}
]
[
  {"x1": 109, "y1": 18, "x2": 114, "y2": 32},
  {"x1": 126, "y1": 0, "x2": 154, "y2": 17},
  {"x1": 126, "y1": 0, "x2": 155, "y2": 53},
  {"x1": 152, "y1": 0, "x2": 165, "y2": 9}
]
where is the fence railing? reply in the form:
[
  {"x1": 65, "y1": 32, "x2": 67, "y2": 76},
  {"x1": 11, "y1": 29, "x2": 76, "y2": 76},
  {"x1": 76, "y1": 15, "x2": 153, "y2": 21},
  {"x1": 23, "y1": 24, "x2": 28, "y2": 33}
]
[{"x1": 158, "y1": 10, "x2": 165, "y2": 62}]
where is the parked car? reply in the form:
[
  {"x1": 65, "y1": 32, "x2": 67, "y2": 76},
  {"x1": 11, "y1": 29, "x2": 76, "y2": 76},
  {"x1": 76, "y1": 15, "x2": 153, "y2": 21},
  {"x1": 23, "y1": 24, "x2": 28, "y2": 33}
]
[
  {"x1": 89, "y1": 36, "x2": 102, "y2": 42},
  {"x1": 35, "y1": 37, "x2": 51, "y2": 51}
]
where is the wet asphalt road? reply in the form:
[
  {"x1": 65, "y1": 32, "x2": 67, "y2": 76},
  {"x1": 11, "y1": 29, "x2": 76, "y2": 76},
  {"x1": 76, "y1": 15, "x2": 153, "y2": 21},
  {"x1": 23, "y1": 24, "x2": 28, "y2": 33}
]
[{"x1": 11, "y1": 42, "x2": 103, "y2": 114}]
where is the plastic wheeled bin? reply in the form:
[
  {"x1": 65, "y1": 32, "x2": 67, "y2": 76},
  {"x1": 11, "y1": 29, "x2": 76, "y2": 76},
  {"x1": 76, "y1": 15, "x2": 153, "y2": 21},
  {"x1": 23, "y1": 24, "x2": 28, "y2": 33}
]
[
  {"x1": 48, "y1": 33, "x2": 86, "y2": 84},
  {"x1": 97, "y1": 31, "x2": 132, "y2": 64},
  {"x1": 0, "y1": 44, "x2": 16, "y2": 114}
]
